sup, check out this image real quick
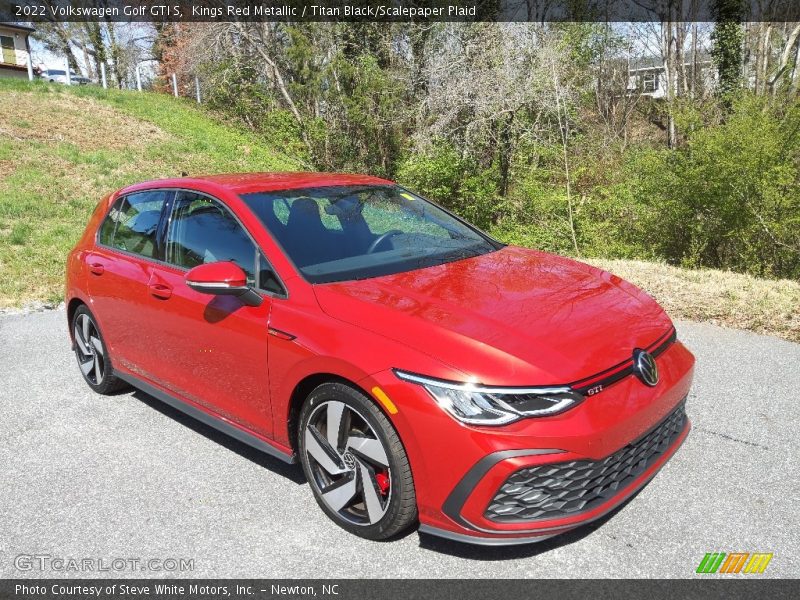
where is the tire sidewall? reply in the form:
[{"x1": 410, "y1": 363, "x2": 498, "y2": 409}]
[
  {"x1": 71, "y1": 305, "x2": 115, "y2": 393},
  {"x1": 298, "y1": 382, "x2": 413, "y2": 540}
]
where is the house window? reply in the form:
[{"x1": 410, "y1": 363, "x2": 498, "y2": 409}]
[
  {"x1": 642, "y1": 71, "x2": 659, "y2": 93},
  {"x1": 1, "y1": 35, "x2": 16, "y2": 65}
]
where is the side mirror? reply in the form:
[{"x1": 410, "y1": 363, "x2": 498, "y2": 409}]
[{"x1": 185, "y1": 262, "x2": 262, "y2": 307}]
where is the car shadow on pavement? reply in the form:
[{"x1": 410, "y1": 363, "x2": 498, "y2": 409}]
[
  {"x1": 130, "y1": 389, "x2": 306, "y2": 484},
  {"x1": 416, "y1": 490, "x2": 643, "y2": 559}
]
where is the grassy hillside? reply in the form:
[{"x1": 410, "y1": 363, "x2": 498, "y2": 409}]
[
  {"x1": 0, "y1": 79, "x2": 301, "y2": 307},
  {"x1": 0, "y1": 80, "x2": 797, "y2": 342}
]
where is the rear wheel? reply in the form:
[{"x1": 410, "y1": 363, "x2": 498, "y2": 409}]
[
  {"x1": 71, "y1": 306, "x2": 128, "y2": 395},
  {"x1": 298, "y1": 382, "x2": 417, "y2": 540}
]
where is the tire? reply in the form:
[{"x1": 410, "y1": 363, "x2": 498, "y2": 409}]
[
  {"x1": 71, "y1": 305, "x2": 128, "y2": 395},
  {"x1": 298, "y1": 382, "x2": 417, "y2": 540}
]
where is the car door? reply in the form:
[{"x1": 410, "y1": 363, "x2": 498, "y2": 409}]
[
  {"x1": 86, "y1": 190, "x2": 172, "y2": 379},
  {"x1": 142, "y1": 190, "x2": 278, "y2": 437}
]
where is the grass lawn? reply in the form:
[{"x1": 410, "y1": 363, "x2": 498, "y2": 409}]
[{"x1": 0, "y1": 79, "x2": 300, "y2": 307}]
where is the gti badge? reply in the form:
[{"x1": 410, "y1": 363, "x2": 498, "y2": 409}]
[{"x1": 632, "y1": 348, "x2": 659, "y2": 387}]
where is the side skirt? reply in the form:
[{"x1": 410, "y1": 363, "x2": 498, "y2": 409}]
[{"x1": 117, "y1": 372, "x2": 296, "y2": 464}]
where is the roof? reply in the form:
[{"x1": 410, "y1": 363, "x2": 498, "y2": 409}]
[
  {"x1": 0, "y1": 22, "x2": 35, "y2": 33},
  {"x1": 120, "y1": 172, "x2": 394, "y2": 197}
]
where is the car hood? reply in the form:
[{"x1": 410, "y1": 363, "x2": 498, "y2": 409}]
[{"x1": 313, "y1": 246, "x2": 673, "y2": 385}]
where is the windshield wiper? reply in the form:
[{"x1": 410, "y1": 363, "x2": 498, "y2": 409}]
[{"x1": 435, "y1": 246, "x2": 490, "y2": 264}]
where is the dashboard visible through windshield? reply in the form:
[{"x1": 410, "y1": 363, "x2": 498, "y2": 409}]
[{"x1": 240, "y1": 185, "x2": 501, "y2": 283}]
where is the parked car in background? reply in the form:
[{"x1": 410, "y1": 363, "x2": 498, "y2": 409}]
[
  {"x1": 70, "y1": 74, "x2": 91, "y2": 85},
  {"x1": 39, "y1": 69, "x2": 91, "y2": 85},
  {"x1": 65, "y1": 173, "x2": 695, "y2": 545}
]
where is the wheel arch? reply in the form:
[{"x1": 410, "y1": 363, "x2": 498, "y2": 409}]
[
  {"x1": 286, "y1": 373, "x2": 390, "y2": 455},
  {"x1": 66, "y1": 297, "x2": 87, "y2": 340}
]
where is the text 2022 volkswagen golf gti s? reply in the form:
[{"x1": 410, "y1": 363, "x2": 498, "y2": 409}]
[{"x1": 66, "y1": 173, "x2": 694, "y2": 545}]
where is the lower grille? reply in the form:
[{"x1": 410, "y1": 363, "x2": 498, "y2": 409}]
[{"x1": 485, "y1": 403, "x2": 687, "y2": 522}]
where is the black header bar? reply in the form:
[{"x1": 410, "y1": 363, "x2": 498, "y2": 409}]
[{"x1": 2, "y1": 0, "x2": 800, "y2": 23}]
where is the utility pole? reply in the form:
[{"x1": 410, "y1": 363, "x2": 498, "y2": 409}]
[{"x1": 25, "y1": 36, "x2": 33, "y2": 81}]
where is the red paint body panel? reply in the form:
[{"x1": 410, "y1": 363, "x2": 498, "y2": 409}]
[
  {"x1": 66, "y1": 173, "x2": 695, "y2": 544},
  {"x1": 186, "y1": 261, "x2": 249, "y2": 287},
  {"x1": 315, "y1": 246, "x2": 673, "y2": 385},
  {"x1": 141, "y1": 263, "x2": 274, "y2": 434}
]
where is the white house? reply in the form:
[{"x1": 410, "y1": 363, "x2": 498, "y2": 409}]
[
  {"x1": 0, "y1": 22, "x2": 34, "y2": 80},
  {"x1": 627, "y1": 55, "x2": 716, "y2": 98}
]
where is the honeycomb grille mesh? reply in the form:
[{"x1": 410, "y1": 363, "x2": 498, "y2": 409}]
[{"x1": 485, "y1": 404, "x2": 687, "y2": 522}]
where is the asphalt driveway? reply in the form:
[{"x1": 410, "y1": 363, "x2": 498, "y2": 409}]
[{"x1": 0, "y1": 309, "x2": 797, "y2": 578}]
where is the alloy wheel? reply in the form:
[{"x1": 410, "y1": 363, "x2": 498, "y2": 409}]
[
  {"x1": 303, "y1": 400, "x2": 392, "y2": 526},
  {"x1": 73, "y1": 313, "x2": 105, "y2": 385}
]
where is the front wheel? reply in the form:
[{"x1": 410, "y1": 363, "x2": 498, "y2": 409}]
[{"x1": 298, "y1": 382, "x2": 417, "y2": 540}]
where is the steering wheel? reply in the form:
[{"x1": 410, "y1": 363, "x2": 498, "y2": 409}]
[{"x1": 366, "y1": 230, "x2": 403, "y2": 254}]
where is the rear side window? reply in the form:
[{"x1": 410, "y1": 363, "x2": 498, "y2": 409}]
[
  {"x1": 98, "y1": 191, "x2": 167, "y2": 259},
  {"x1": 165, "y1": 191, "x2": 257, "y2": 285},
  {"x1": 97, "y1": 202, "x2": 118, "y2": 247}
]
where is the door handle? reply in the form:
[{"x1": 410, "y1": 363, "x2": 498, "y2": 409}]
[
  {"x1": 88, "y1": 262, "x2": 104, "y2": 275},
  {"x1": 148, "y1": 283, "x2": 172, "y2": 299}
]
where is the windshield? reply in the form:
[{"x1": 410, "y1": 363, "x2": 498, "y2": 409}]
[{"x1": 241, "y1": 185, "x2": 500, "y2": 284}]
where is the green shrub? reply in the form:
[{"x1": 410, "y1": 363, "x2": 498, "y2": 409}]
[
  {"x1": 625, "y1": 94, "x2": 800, "y2": 279},
  {"x1": 396, "y1": 143, "x2": 500, "y2": 228}
]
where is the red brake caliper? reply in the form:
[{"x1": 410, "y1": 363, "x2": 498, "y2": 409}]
[{"x1": 375, "y1": 471, "x2": 390, "y2": 495}]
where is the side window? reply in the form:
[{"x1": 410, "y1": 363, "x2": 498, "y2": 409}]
[
  {"x1": 99, "y1": 191, "x2": 166, "y2": 259},
  {"x1": 1, "y1": 36, "x2": 16, "y2": 65},
  {"x1": 165, "y1": 192, "x2": 257, "y2": 284},
  {"x1": 97, "y1": 200, "x2": 121, "y2": 247}
]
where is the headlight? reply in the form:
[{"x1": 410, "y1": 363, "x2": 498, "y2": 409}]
[{"x1": 394, "y1": 370, "x2": 583, "y2": 426}]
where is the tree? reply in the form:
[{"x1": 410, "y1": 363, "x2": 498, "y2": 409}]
[
  {"x1": 767, "y1": 23, "x2": 800, "y2": 95},
  {"x1": 33, "y1": 22, "x2": 81, "y2": 73},
  {"x1": 711, "y1": 0, "x2": 745, "y2": 100}
]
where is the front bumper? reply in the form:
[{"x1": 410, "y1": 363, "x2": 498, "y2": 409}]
[
  {"x1": 431, "y1": 410, "x2": 690, "y2": 545},
  {"x1": 485, "y1": 402, "x2": 688, "y2": 522},
  {"x1": 362, "y1": 339, "x2": 695, "y2": 545},
  {"x1": 418, "y1": 417, "x2": 690, "y2": 545}
]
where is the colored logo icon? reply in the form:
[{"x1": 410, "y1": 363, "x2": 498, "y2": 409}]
[{"x1": 696, "y1": 552, "x2": 773, "y2": 574}]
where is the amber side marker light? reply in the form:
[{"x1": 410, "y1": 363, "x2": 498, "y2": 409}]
[{"x1": 372, "y1": 386, "x2": 398, "y2": 415}]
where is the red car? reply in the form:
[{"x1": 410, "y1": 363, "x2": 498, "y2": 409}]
[{"x1": 66, "y1": 173, "x2": 694, "y2": 545}]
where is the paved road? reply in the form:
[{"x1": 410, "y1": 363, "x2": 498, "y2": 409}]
[{"x1": 0, "y1": 309, "x2": 797, "y2": 578}]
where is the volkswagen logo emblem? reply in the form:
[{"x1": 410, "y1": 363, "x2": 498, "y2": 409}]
[
  {"x1": 632, "y1": 348, "x2": 659, "y2": 387},
  {"x1": 342, "y1": 451, "x2": 357, "y2": 470}
]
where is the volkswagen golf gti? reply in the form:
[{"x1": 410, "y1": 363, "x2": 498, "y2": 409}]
[{"x1": 66, "y1": 173, "x2": 695, "y2": 545}]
